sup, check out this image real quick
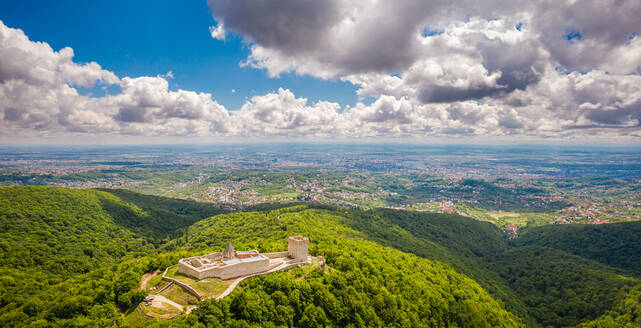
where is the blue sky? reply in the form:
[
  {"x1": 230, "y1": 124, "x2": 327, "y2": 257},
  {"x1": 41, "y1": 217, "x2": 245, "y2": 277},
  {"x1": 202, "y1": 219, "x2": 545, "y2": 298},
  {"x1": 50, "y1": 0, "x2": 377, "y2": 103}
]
[{"x1": 0, "y1": 0, "x2": 358, "y2": 110}]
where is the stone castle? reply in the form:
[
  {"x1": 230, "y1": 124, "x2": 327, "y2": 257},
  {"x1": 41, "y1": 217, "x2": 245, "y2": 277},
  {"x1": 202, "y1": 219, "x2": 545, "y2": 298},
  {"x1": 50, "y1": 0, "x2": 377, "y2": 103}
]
[{"x1": 178, "y1": 236, "x2": 310, "y2": 280}]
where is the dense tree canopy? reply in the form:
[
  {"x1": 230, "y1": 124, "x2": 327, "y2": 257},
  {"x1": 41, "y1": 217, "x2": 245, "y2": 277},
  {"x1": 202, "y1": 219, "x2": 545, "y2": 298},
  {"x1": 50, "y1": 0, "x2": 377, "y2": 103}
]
[
  {"x1": 514, "y1": 221, "x2": 641, "y2": 274},
  {"x1": 1, "y1": 186, "x2": 640, "y2": 327}
]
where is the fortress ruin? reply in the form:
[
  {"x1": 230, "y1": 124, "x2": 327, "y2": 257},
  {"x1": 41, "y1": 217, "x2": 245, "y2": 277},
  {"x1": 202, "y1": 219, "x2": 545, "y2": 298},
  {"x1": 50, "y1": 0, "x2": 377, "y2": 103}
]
[{"x1": 178, "y1": 236, "x2": 310, "y2": 280}]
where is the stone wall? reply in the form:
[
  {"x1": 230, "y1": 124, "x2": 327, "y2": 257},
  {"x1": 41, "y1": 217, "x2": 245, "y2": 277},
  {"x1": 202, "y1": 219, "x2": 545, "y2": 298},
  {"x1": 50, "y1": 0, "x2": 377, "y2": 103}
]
[
  {"x1": 178, "y1": 236, "x2": 310, "y2": 281},
  {"x1": 210, "y1": 257, "x2": 270, "y2": 280},
  {"x1": 161, "y1": 265, "x2": 203, "y2": 301},
  {"x1": 178, "y1": 262, "x2": 202, "y2": 279},
  {"x1": 179, "y1": 257, "x2": 271, "y2": 280},
  {"x1": 265, "y1": 251, "x2": 289, "y2": 259}
]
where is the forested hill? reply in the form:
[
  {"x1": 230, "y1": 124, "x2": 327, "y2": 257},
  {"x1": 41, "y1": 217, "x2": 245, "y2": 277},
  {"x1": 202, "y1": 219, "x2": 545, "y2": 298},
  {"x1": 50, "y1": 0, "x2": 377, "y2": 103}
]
[
  {"x1": 1, "y1": 186, "x2": 640, "y2": 327},
  {"x1": 0, "y1": 186, "x2": 224, "y2": 275},
  {"x1": 0, "y1": 187, "x2": 522, "y2": 327},
  {"x1": 96, "y1": 188, "x2": 227, "y2": 242},
  {"x1": 311, "y1": 206, "x2": 641, "y2": 327},
  {"x1": 172, "y1": 205, "x2": 641, "y2": 328},
  {"x1": 513, "y1": 220, "x2": 641, "y2": 274},
  {"x1": 0, "y1": 186, "x2": 224, "y2": 319},
  {"x1": 182, "y1": 206, "x2": 522, "y2": 327}
]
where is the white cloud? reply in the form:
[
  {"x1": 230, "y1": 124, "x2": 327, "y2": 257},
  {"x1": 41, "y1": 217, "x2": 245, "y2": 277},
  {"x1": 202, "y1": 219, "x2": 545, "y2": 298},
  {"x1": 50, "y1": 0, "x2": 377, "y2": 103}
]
[
  {"x1": 0, "y1": 21, "x2": 231, "y2": 138},
  {"x1": 232, "y1": 88, "x2": 341, "y2": 136},
  {"x1": 109, "y1": 75, "x2": 232, "y2": 134},
  {"x1": 204, "y1": 0, "x2": 641, "y2": 138},
  {"x1": 209, "y1": 23, "x2": 226, "y2": 41},
  {"x1": 0, "y1": 22, "x2": 118, "y2": 87},
  {"x1": 2, "y1": 4, "x2": 641, "y2": 143}
]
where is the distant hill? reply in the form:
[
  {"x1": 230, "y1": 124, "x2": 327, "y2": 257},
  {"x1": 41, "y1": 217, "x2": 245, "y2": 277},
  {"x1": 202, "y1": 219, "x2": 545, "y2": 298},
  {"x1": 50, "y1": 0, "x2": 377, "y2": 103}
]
[
  {"x1": 486, "y1": 246, "x2": 639, "y2": 327},
  {"x1": 181, "y1": 205, "x2": 523, "y2": 327},
  {"x1": 514, "y1": 221, "x2": 641, "y2": 274},
  {"x1": 0, "y1": 188, "x2": 522, "y2": 327},
  {"x1": 1, "y1": 187, "x2": 640, "y2": 327},
  {"x1": 0, "y1": 186, "x2": 224, "y2": 320},
  {"x1": 0, "y1": 186, "x2": 224, "y2": 275}
]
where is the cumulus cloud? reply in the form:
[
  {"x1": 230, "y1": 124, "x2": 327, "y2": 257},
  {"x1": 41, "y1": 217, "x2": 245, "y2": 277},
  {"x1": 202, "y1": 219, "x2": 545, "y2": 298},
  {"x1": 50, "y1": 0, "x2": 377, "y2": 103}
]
[
  {"x1": 204, "y1": 0, "x2": 641, "y2": 138},
  {"x1": 232, "y1": 88, "x2": 342, "y2": 136},
  {"x1": 0, "y1": 25, "x2": 119, "y2": 87},
  {"x1": 0, "y1": 21, "x2": 230, "y2": 137},
  {"x1": 209, "y1": 23, "x2": 226, "y2": 41},
  {"x1": 110, "y1": 76, "x2": 232, "y2": 135},
  {"x1": 208, "y1": 0, "x2": 641, "y2": 76}
]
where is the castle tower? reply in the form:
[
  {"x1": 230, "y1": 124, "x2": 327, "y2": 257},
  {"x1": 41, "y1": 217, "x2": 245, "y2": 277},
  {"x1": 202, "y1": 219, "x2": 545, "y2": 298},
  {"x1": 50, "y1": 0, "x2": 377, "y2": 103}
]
[
  {"x1": 223, "y1": 242, "x2": 235, "y2": 259},
  {"x1": 288, "y1": 236, "x2": 309, "y2": 261}
]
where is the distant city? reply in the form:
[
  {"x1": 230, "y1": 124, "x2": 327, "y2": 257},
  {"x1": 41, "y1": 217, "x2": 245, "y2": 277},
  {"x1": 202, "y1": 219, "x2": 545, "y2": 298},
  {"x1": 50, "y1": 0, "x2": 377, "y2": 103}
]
[{"x1": 2, "y1": 143, "x2": 639, "y2": 238}]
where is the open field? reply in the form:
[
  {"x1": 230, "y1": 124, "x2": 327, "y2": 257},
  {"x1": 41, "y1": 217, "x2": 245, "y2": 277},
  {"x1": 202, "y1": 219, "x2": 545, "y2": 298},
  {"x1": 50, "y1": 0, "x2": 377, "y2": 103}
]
[
  {"x1": 165, "y1": 266, "x2": 197, "y2": 285},
  {"x1": 191, "y1": 278, "x2": 230, "y2": 298},
  {"x1": 160, "y1": 284, "x2": 198, "y2": 306}
]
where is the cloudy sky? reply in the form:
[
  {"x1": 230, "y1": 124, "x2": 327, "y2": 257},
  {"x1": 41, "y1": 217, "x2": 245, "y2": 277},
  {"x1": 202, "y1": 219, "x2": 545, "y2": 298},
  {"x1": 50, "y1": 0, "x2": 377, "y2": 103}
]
[{"x1": 1, "y1": 0, "x2": 640, "y2": 143}]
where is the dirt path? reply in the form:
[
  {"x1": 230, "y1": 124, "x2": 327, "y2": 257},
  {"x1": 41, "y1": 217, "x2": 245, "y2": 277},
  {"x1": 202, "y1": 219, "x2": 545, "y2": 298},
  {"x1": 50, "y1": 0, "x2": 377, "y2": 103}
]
[
  {"x1": 145, "y1": 256, "x2": 320, "y2": 318},
  {"x1": 215, "y1": 258, "x2": 298, "y2": 299},
  {"x1": 140, "y1": 270, "x2": 161, "y2": 290},
  {"x1": 215, "y1": 276, "x2": 245, "y2": 299},
  {"x1": 151, "y1": 295, "x2": 184, "y2": 312}
]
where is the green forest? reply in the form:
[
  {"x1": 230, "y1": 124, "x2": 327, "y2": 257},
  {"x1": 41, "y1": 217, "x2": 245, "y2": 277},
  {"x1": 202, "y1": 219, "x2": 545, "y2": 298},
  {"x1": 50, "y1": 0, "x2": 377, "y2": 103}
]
[{"x1": 1, "y1": 186, "x2": 640, "y2": 327}]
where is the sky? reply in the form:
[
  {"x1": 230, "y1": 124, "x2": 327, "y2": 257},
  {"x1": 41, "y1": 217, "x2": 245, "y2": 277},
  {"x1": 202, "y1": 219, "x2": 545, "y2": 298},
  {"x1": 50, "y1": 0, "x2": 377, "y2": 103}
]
[{"x1": 0, "y1": 0, "x2": 640, "y2": 144}]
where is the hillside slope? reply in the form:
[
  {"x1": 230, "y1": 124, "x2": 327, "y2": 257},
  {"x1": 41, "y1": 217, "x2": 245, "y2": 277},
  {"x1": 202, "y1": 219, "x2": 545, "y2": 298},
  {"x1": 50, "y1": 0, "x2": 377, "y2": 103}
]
[
  {"x1": 329, "y1": 206, "x2": 641, "y2": 327},
  {"x1": 0, "y1": 186, "x2": 223, "y2": 314},
  {"x1": 173, "y1": 206, "x2": 524, "y2": 327},
  {"x1": 0, "y1": 186, "x2": 223, "y2": 275},
  {"x1": 486, "y1": 246, "x2": 639, "y2": 327},
  {"x1": 2, "y1": 187, "x2": 641, "y2": 327},
  {"x1": 514, "y1": 221, "x2": 641, "y2": 274},
  {"x1": 332, "y1": 206, "x2": 533, "y2": 323},
  {"x1": 97, "y1": 188, "x2": 227, "y2": 243},
  {"x1": 0, "y1": 191, "x2": 524, "y2": 327},
  {"x1": 577, "y1": 285, "x2": 641, "y2": 328}
]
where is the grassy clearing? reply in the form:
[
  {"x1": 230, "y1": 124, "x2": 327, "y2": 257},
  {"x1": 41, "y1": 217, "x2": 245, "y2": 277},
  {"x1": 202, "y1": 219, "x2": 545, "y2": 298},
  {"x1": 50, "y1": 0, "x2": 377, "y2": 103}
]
[
  {"x1": 165, "y1": 266, "x2": 197, "y2": 284},
  {"x1": 145, "y1": 305, "x2": 167, "y2": 315},
  {"x1": 124, "y1": 305, "x2": 156, "y2": 327},
  {"x1": 161, "y1": 284, "x2": 199, "y2": 305},
  {"x1": 487, "y1": 211, "x2": 521, "y2": 219},
  {"x1": 270, "y1": 192, "x2": 299, "y2": 200},
  {"x1": 191, "y1": 278, "x2": 230, "y2": 298},
  {"x1": 460, "y1": 204, "x2": 555, "y2": 229},
  {"x1": 140, "y1": 303, "x2": 181, "y2": 319},
  {"x1": 145, "y1": 274, "x2": 166, "y2": 290}
]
